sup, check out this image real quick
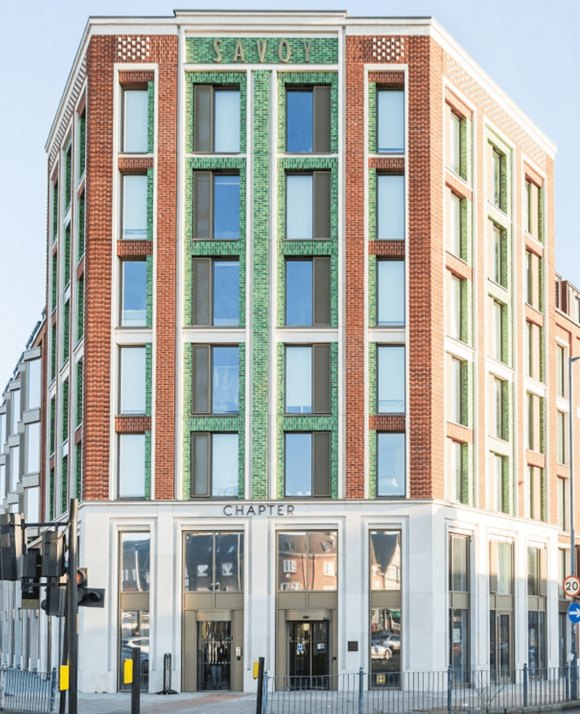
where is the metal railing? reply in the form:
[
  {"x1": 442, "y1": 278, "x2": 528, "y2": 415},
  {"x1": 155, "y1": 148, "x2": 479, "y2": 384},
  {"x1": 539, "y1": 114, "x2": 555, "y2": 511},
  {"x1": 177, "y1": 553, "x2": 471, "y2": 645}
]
[
  {"x1": 263, "y1": 665, "x2": 577, "y2": 714},
  {"x1": 0, "y1": 666, "x2": 57, "y2": 713}
]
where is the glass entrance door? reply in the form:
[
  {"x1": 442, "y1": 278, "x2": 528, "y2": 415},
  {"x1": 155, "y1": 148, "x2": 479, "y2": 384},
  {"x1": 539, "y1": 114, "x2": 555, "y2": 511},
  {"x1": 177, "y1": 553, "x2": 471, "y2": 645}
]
[
  {"x1": 197, "y1": 621, "x2": 231, "y2": 691},
  {"x1": 490, "y1": 611, "x2": 511, "y2": 679},
  {"x1": 288, "y1": 621, "x2": 329, "y2": 690}
]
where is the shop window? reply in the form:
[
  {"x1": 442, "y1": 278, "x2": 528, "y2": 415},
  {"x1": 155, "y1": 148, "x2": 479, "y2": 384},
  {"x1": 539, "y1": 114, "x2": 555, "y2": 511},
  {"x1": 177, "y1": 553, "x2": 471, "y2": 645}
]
[
  {"x1": 184, "y1": 531, "x2": 244, "y2": 592},
  {"x1": 277, "y1": 531, "x2": 337, "y2": 591}
]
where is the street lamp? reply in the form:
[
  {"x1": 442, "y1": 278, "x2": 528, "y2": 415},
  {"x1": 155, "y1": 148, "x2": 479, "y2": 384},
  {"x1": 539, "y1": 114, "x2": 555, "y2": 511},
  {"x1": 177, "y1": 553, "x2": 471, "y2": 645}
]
[{"x1": 569, "y1": 355, "x2": 580, "y2": 699}]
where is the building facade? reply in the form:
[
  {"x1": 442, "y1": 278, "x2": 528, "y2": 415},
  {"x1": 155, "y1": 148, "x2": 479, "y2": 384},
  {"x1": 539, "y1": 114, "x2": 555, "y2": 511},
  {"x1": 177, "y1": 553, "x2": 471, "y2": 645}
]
[{"x1": 28, "y1": 9, "x2": 580, "y2": 694}]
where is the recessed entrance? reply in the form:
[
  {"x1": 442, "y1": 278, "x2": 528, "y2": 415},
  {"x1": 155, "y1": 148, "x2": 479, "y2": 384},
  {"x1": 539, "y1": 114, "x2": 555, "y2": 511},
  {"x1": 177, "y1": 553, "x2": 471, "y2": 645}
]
[
  {"x1": 197, "y1": 620, "x2": 231, "y2": 691},
  {"x1": 288, "y1": 621, "x2": 329, "y2": 689}
]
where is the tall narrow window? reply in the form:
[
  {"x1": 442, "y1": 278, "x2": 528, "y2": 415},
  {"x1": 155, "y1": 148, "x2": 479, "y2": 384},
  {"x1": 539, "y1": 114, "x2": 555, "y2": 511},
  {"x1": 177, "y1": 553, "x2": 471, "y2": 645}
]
[
  {"x1": 557, "y1": 410, "x2": 567, "y2": 464},
  {"x1": 118, "y1": 434, "x2": 146, "y2": 498},
  {"x1": 447, "y1": 191, "x2": 463, "y2": 258},
  {"x1": 193, "y1": 85, "x2": 241, "y2": 153},
  {"x1": 449, "y1": 534, "x2": 470, "y2": 679},
  {"x1": 493, "y1": 378, "x2": 508, "y2": 440},
  {"x1": 377, "y1": 433, "x2": 405, "y2": 497},
  {"x1": 119, "y1": 347, "x2": 147, "y2": 415},
  {"x1": 448, "y1": 110, "x2": 463, "y2": 177},
  {"x1": 490, "y1": 145, "x2": 506, "y2": 211},
  {"x1": 191, "y1": 432, "x2": 239, "y2": 498},
  {"x1": 491, "y1": 223, "x2": 507, "y2": 287},
  {"x1": 377, "y1": 175, "x2": 405, "y2": 240},
  {"x1": 286, "y1": 86, "x2": 330, "y2": 154},
  {"x1": 557, "y1": 345, "x2": 567, "y2": 397},
  {"x1": 491, "y1": 300, "x2": 507, "y2": 363},
  {"x1": 122, "y1": 89, "x2": 148, "y2": 154},
  {"x1": 377, "y1": 260, "x2": 405, "y2": 326},
  {"x1": 377, "y1": 89, "x2": 404, "y2": 153},
  {"x1": 120, "y1": 260, "x2": 148, "y2": 327},
  {"x1": 525, "y1": 179, "x2": 540, "y2": 239},
  {"x1": 449, "y1": 357, "x2": 467, "y2": 426},
  {"x1": 377, "y1": 346, "x2": 405, "y2": 413},
  {"x1": 192, "y1": 346, "x2": 239, "y2": 415},
  {"x1": 122, "y1": 175, "x2": 148, "y2": 239}
]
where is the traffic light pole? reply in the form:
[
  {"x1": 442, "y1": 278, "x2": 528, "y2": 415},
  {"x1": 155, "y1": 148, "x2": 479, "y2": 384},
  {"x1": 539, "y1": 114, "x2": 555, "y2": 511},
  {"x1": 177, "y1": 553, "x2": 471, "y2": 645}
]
[{"x1": 67, "y1": 499, "x2": 78, "y2": 714}]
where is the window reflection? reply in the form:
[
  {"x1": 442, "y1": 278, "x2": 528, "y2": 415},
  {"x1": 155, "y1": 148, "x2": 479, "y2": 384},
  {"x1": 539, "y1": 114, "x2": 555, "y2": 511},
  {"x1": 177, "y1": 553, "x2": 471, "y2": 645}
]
[
  {"x1": 370, "y1": 531, "x2": 401, "y2": 591},
  {"x1": 370, "y1": 607, "x2": 401, "y2": 685},
  {"x1": 121, "y1": 534, "x2": 150, "y2": 593},
  {"x1": 184, "y1": 532, "x2": 244, "y2": 592},
  {"x1": 120, "y1": 610, "x2": 149, "y2": 691},
  {"x1": 277, "y1": 531, "x2": 337, "y2": 592}
]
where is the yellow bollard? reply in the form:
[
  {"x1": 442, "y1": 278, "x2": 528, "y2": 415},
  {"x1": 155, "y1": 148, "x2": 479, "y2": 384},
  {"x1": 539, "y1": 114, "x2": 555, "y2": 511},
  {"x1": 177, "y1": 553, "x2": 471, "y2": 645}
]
[
  {"x1": 59, "y1": 664, "x2": 69, "y2": 691},
  {"x1": 252, "y1": 661, "x2": 260, "y2": 680},
  {"x1": 123, "y1": 658, "x2": 134, "y2": 685}
]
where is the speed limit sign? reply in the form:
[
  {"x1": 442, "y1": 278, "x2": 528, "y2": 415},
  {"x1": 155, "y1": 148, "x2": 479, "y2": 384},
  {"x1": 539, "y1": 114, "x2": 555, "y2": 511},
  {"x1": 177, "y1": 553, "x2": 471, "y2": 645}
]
[{"x1": 564, "y1": 575, "x2": 580, "y2": 598}]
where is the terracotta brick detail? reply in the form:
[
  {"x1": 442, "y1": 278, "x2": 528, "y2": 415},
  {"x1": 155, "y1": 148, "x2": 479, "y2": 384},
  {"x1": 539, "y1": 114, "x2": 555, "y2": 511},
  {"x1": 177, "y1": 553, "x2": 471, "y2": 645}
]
[
  {"x1": 115, "y1": 416, "x2": 152, "y2": 433},
  {"x1": 369, "y1": 241, "x2": 405, "y2": 258},
  {"x1": 118, "y1": 157, "x2": 153, "y2": 174},
  {"x1": 369, "y1": 157, "x2": 404, "y2": 172},
  {"x1": 369, "y1": 415, "x2": 405, "y2": 432},
  {"x1": 117, "y1": 241, "x2": 153, "y2": 258},
  {"x1": 119, "y1": 70, "x2": 155, "y2": 87},
  {"x1": 368, "y1": 71, "x2": 404, "y2": 87}
]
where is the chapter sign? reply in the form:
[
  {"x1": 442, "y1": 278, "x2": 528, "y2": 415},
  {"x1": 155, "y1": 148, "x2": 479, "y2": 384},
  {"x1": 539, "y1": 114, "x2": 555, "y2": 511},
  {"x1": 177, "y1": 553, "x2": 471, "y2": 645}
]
[{"x1": 223, "y1": 503, "x2": 295, "y2": 517}]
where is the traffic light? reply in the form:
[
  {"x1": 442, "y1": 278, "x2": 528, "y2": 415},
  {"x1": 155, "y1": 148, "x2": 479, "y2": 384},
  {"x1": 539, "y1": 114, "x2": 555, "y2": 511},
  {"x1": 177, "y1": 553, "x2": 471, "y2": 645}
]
[
  {"x1": 41, "y1": 531, "x2": 65, "y2": 578},
  {"x1": 0, "y1": 513, "x2": 23, "y2": 581},
  {"x1": 40, "y1": 579, "x2": 66, "y2": 617},
  {"x1": 76, "y1": 568, "x2": 104, "y2": 608},
  {"x1": 21, "y1": 548, "x2": 41, "y2": 608}
]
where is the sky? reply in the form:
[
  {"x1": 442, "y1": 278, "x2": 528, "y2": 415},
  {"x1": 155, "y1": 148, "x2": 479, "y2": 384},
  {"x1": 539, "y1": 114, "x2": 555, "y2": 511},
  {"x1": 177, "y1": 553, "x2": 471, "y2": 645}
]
[{"x1": 0, "y1": 0, "x2": 578, "y2": 386}]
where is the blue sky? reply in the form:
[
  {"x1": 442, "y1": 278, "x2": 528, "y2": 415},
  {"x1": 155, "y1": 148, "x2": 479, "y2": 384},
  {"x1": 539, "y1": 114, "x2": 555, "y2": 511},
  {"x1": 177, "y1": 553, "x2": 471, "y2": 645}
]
[{"x1": 0, "y1": 0, "x2": 578, "y2": 384}]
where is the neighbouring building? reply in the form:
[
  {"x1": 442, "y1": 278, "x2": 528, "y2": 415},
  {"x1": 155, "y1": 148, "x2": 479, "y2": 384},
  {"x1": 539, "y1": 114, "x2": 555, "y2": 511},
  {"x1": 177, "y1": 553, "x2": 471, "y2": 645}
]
[{"x1": 7, "y1": 8, "x2": 579, "y2": 694}]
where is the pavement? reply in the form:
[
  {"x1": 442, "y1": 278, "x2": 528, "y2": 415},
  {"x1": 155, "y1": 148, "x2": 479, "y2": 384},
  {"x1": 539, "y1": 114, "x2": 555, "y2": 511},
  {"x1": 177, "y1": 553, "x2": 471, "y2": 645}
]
[{"x1": 73, "y1": 691, "x2": 258, "y2": 713}]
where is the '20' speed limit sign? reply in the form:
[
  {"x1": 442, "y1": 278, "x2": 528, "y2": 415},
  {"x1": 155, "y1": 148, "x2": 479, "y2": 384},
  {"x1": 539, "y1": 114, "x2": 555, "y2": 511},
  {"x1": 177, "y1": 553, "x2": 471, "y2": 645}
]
[{"x1": 564, "y1": 575, "x2": 580, "y2": 598}]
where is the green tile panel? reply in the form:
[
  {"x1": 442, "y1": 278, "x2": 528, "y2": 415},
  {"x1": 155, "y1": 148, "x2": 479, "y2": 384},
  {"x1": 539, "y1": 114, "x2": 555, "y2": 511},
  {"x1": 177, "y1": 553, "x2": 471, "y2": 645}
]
[
  {"x1": 61, "y1": 455, "x2": 68, "y2": 514},
  {"x1": 145, "y1": 431, "x2": 152, "y2": 499},
  {"x1": 78, "y1": 112, "x2": 86, "y2": 178},
  {"x1": 368, "y1": 83, "x2": 377, "y2": 153},
  {"x1": 76, "y1": 277, "x2": 84, "y2": 345},
  {"x1": 62, "y1": 301, "x2": 70, "y2": 365},
  {"x1": 147, "y1": 81, "x2": 154, "y2": 154},
  {"x1": 61, "y1": 379, "x2": 69, "y2": 443},
  {"x1": 77, "y1": 193, "x2": 85, "y2": 259},
  {"x1": 75, "y1": 442, "x2": 82, "y2": 500},
  {"x1": 147, "y1": 169, "x2": 154, "y2": 241},
  {"x1": 187, "y1": 37, "x2": 338, "y2": 66},
  {"x1": 145, "y1": 344, "x2": 153, "y2": 417},
  {"x1": 75, "y1": 361, "x2": 83, "y2": 428},
  {"x1": 146, "y1": 256, "x2": 153, "y2": 328}
]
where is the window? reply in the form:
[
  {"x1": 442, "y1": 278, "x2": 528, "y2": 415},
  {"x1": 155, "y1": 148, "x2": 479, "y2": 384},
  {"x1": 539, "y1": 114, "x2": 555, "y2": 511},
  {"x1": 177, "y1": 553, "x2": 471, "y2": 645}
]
[
  {"x1": 557, "y1": 345, "x2": 567, "y2": 397},
  {"x1": 558, "y1": 478, "x2": 568, "y2": 531},
  {"x1": 449, "y1": 533, "x2": 469, "y2": 592},
  {"x1": 377, "y1": 175, "x2": 405, "y2": 240},
  {"x1": 370, "y1": 531, "x2": 401, "y2": 591},
  {"x1": 526, "y1": 321, "x2": 542, "y2": 380},
  {"x1": 492, "y1": 454, "x2": 509, "y2": 514},
  {"x1": 491, "y1": 299, "x2": 507, "y2": 363},
  {"x1": 377, "y1": 346, "x2": 405, "y2": 413},
  {"x1": 490, "y1": 145, "x2": 506, "y2": 211},
  {"x1": 9, "y1": 445, "x2": 20, "y2": 492},
  {"x1": 192, "y1": 346, "x2": 239, "y2": 414},
  {"x1": 0, "y1": 412, "x2": 5, "y2": 446},
  {"x1": 122, "y1": 175, "x2": 148, "y2": 239},
  {"x1": 284, "y1": 432, "x2": 330, "y2": 497},
  {"x1": 192, "y1": 258, "x2": 239, "y2": 327},
  {"x1": 184, "y1": 532, "x2": 244, "y2": 592},
  {"x1": 119, "y1": 347, "x2": 147, "y2": 415},
  {"x1": 193, "y1": 172, "x2": 240, "y2": 240},
  {"x1": 377, "y1": 433, "x2": 405, "y2": 497},
  {"x1": 286, "y1": 86, "x2": 330, "y2": 154},
  {"x1": 25, "y1": 422, "x2": 40, "y2": 475},
  {"x1": 285, "y1": 345, "x2": 330, "y2": 414},
  {"x1": 285, "y1": 258, "x2": 330, "y2": 327},
  {"x1": 377, "y1": 89, "x2": 404, "y2": 153},
  {"x1": 9, "y1": 389, "x2": 20, "y2": 435},
  {"x1": 490, "y1": 541, "x2": 513, "y2": 594},
  {"x1": 277, "y1": 531, "x2": 337, "y2": 591},
  {"x1": 557, "y1": 410, "x2": 567, "y2": 464},
  {"x1": 447, "y1": 191, "x2": 463, "y2": 258},
  {"x1": 448, "y1": 110, "x2": 463, "y2": 177},
  {"x1": 527, "y1": 547, "x2": 547, "y2": 674},
  {"x1": 286, "y1": 172, "x2": 330, "y2": 240},
  {"x1": 524, "y1": 179, "x2": 541, "y2": 239},
  {"x1": 118, "y1": 433, "x2": 146, "y2": 498},
  {"x1": 122, "y1": 89, "x2": 148, "y2": 154},
  {"x1": 26, "y1": 359, "x2": 41, "y2": 411},
  {"x1": 449, "y1": 440, "x2": 468, "y2": 504},
  {"x1": 120, "y1": 260, "x2": 148, "y2": 327},
  {"x1": 526, "y1": 393, "x2": 543, "y2": 453},
  {"x1": 193, "y1": 85, "x2": 240, "y2": 153},
  {"x1": 528, "y1": 466, "x2": 545, "y2": 521},
  {"x1": 121, "y1": 533, "x2": 151, "y2": 592},
  {"x1": 492, "y1": 378, "x2": 508, "y2": 440},
  {"x1": 449, "y1": 357, "x2": 467, "y2": 426},
  {"x1": 490, "y1": 222, "x2": 507, "y2": 287},
  {"x1": 377, "y1": 260, "x2": 405, "y2": 326},
  {"x1": 191, "y1": 432, "x2": 239, "y2": 497},
  {"x1": 449, "y1": 274, "x2": 466, "y2": 342}
]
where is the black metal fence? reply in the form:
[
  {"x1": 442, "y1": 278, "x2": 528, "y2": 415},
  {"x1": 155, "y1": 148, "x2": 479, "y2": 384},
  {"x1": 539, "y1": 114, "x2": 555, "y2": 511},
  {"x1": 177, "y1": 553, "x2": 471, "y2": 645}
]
[
  {"x1": 263, "y1": 665, "x2": 577, "y2": 714},
  {"x1": 0, "y1": 667, "x2": 57, "y2": 713}
]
